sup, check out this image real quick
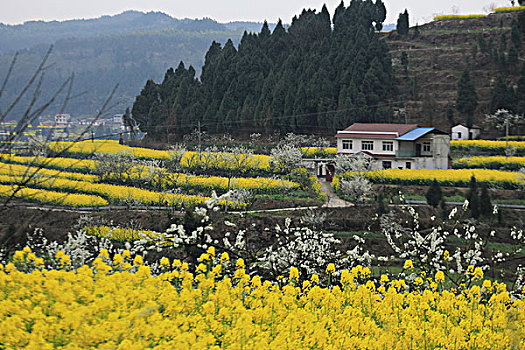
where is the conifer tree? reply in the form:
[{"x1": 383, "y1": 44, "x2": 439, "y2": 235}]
[
  {"x1": 426, "y1": 179, "x2": 443, "y2": 207},
  {"x1": 517, "y1": 63, "x2": 525, "y2": 114},
  {"x1": 510, "y1": 19, "x2": 522, "y2": 52},
  {"x1": 401, "y1": 51, "x2": 408, "y2": 74},
  {"x1": 456, "y1": 69, "x2": 478, "y2": 128},
  {"x1": 396, "y1": 10, "x2": 409, "y2": 35},
  {"x1": 466, "y1": 175, "x2": 480, "y2": 219},
  {"x1": 447, "y1": 105, "x2": 455, "y2": 126},
  {"x1": 479, "y1": 183, "x2": 492, "y2": 216}
]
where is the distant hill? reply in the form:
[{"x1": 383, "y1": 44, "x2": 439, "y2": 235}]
[
  {"x1": 0, "y1": 11, "x2": 232, "y2": 54},
  {"x1": 0, "y1": 11, "x2": 271, "y2": 118}
]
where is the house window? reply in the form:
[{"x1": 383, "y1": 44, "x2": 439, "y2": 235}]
[
  {"x1": 342, "y1": 140, "x2": 352, "y2": 150},
  {"x1": 423, "y1": 142, "x2": 431, "y2": 153},
  {"x1": 382, "y1": 141, "x2": 393, "y2": 152},
  {"x1": 406, "y1": 162, "x2": 411, "y2": 169},
  {"x1": 362, "y1": 141, "x2": 374, "y2": 151},
  {"x1": 382, "y1": 161, "x2": 392, "y2": 169}
]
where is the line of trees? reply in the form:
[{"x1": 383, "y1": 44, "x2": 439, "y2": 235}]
[{"x1": 132, "y1": 0, "x2": 395, "y2": 141}]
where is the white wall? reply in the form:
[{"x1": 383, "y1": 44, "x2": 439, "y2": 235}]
[
  {"x1": 337, "y1": 137, "x2": 397, "y2": 156},
  {"x1": 451, "y1": 125, "x2": 479, "y2": 140}
]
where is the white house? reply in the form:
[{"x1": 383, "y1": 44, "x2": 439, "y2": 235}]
[
  {"x1": 335, "y1": 123, "x2": 450, "y2": 170},
  {"x1": 54, "y1": 113, "x2": 71, "y2": 127},
  {"x1": 451, "y1": 123, "x2": 481, "y2": 140}
]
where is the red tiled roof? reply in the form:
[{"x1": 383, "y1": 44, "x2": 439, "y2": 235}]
[
  {"x1": 335, "y1": 132, "x2": 399, "y2": 139},
  {"x1": 337, "y1": 123, "x2": 418, "y2": 137}
]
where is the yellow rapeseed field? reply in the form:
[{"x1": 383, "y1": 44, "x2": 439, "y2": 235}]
[
  {"x1": 83, "y1": 225, "x2": 162, "y2": 242},
  {"x1": 451, "y1": 140, "x2": 525, "y2": 152},
  {"x1": 180, "y1": 151, "x2": 270, "y2": 172},
  {"x1": 0, "y1": 162, "x2": 98, "y2": 182},
  {"x1": 0, "y1": 184, "x2": 108, "y2": 207},
  {"x1": 0, "y1": 154, "x2": 97, "y2": 172},
  {"x1": 494, "y1": 6, "x2": 525, "y2": 12},
  {"x1": 0, "y1": 173, "x2": 226, "y2": 208},
  {"x1": 335, "y1": 168, "x2": 524, "y2": 189},
  {"x1": 50, "y1": 140, "x2": 171, "y2": 159},
  {"x1": 301, "y1": 147, "x2": 337, "y2": 157},
  {"x1": 0, "y1": 248, "x2": 523, "y2": 349},
  {"x1": 434, "y1": 14, "x2": 486, "y2": 21},
  {"x1": 453, "y1": 156, "x2": 525, "y2": 170}
]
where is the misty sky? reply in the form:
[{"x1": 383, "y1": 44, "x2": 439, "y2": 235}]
[{"x1": 2, "y1": 0, "x2": 513, "y2": 26}]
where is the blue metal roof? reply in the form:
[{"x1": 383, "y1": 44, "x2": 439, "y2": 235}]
[{"x1": 395, "y1": 127, "x2": 435, "y2": 141}]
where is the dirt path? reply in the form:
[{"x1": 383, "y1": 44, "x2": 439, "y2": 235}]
[{"x1": 319, "y1": 180, "x2": 353, "y2": 208}]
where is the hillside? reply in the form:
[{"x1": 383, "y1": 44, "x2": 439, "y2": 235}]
[
  {"x1": 0, "y1": 11, "x2": 232, "y2": 54},
  {"x1": 0, "y1": 12, "x2": 275, "y2": 119},
  {"x1": 386, "y1": 11, "x2": 525, "y2": 137}
]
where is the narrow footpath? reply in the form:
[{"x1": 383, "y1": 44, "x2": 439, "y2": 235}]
[{"x1": 319, "y1": 179, "x2": 353, "y2": 208}]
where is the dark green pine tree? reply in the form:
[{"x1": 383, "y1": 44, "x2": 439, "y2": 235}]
[
  {"x1": 426, "y1": 179, "x2": 443, "y2": 208},
  {"x1": 396, "y1": 10, "x2": 409, "y2": 35},
  {"x1": 479, "y1": 184, "x2": 493, "y2": 216},
  {"x1": 510, "y1": 19, "x2": 522, "y2": 53},
  {"x1": 401, "y1": 51, "x2": 408, "y2": 74},
  {"x1": 466, "y1": 175, "x2": 480, "y2": 219},
  {"x1": 508, "y1": 44, "x2": 519, "y2": 68},
  {"x1": 374, "y1": 0, "x2": 387, "y2": 31},
  {"x1": 517, "y1": 63, "x2": 525, "y2": 115},
  {"x1": 491, "y1": 77, "x2": 511, "y2": 112},
  {"x1": 447, "y1": 104, "x2": 455, "y2": 126},
  {"x1": 456, "y1": 69, "x2": 478, "y2": 128},
  {"x1": 131, "y1": 79, "x2": 159, "y2": 137}
]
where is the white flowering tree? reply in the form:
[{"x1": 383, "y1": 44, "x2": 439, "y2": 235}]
[
  {"x1": 270, "y1": 143, "x2": 303, "y2": 174},
  {"x1": 378, "y1": 202, "x2": 525, "y2": 288}
]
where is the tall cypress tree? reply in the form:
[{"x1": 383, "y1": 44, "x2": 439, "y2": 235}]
[
  {"x1": 456, "y1": 69, "x2": 478, "y2": 128},
  {"x1": 466, "y1": 175, "x2": 480, "y2": 219},
  {"x1": 396, "y1": 10, "x2": 409, "y2": 35},
  {"x1": 479, "y1": 184, "x2": 492, "y2": 216}
]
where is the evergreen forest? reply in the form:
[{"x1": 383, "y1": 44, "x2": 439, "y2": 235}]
[{"x1": 132, "y1": 0, "x2": 395, "y2": 140}]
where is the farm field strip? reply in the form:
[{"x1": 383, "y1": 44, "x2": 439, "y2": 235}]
[
  {"x1": 334, "y1": 168, "x2": 525, "y2": 189},
  {"x1": 0, "y1": 154, "x2": 97, "y2": 172},
  {"x1": 83, "y1": 225, "x2": 163, "y2": 242},
  {"x1": 451, "y1": 140, "x2": 525, "y2": 154},
  {"x1": 0, "y1": 162, "x2": 98, "y2": 182},
  {"x1": 106, "y1": 168, "x2": 300, "y2": 193},
  {"x1": 50, "y1": 140, "x2": 171, "y2": 159},
  {"x1": 0, "y1": 184, "x2": 108, "y2": 207},
  {"x1": 0, "y1": 173, "x2": 234, "y2": 208},
  {"x1": 0, "y1": 157, "x2": 299, "y2": 195},
  {"x1": 453, "y1": 156, "x2": 525, "y2": 170},
  {"x1": 50, "y1": 141, "x2": 272, "y2": 172}
]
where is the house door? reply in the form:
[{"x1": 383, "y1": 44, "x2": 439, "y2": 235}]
[
  {"x1": 326, "y1": 164, "x2": 335, "y2": 182},
  {"x1": 416, "y1": 144, "x2": 421, "y2": 157}
]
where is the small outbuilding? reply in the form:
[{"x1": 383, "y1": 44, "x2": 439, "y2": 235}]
[{"x1": 451, "y1": 123, "x2": 481, "y2": 140}]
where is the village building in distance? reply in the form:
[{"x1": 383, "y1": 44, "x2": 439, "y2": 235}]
[
  {"x1": 335, "y1": 123, "x2": 450, "y2": 170},
  {"x1": 450, "y1": 123, "x2": 481, "y2": 140}
]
